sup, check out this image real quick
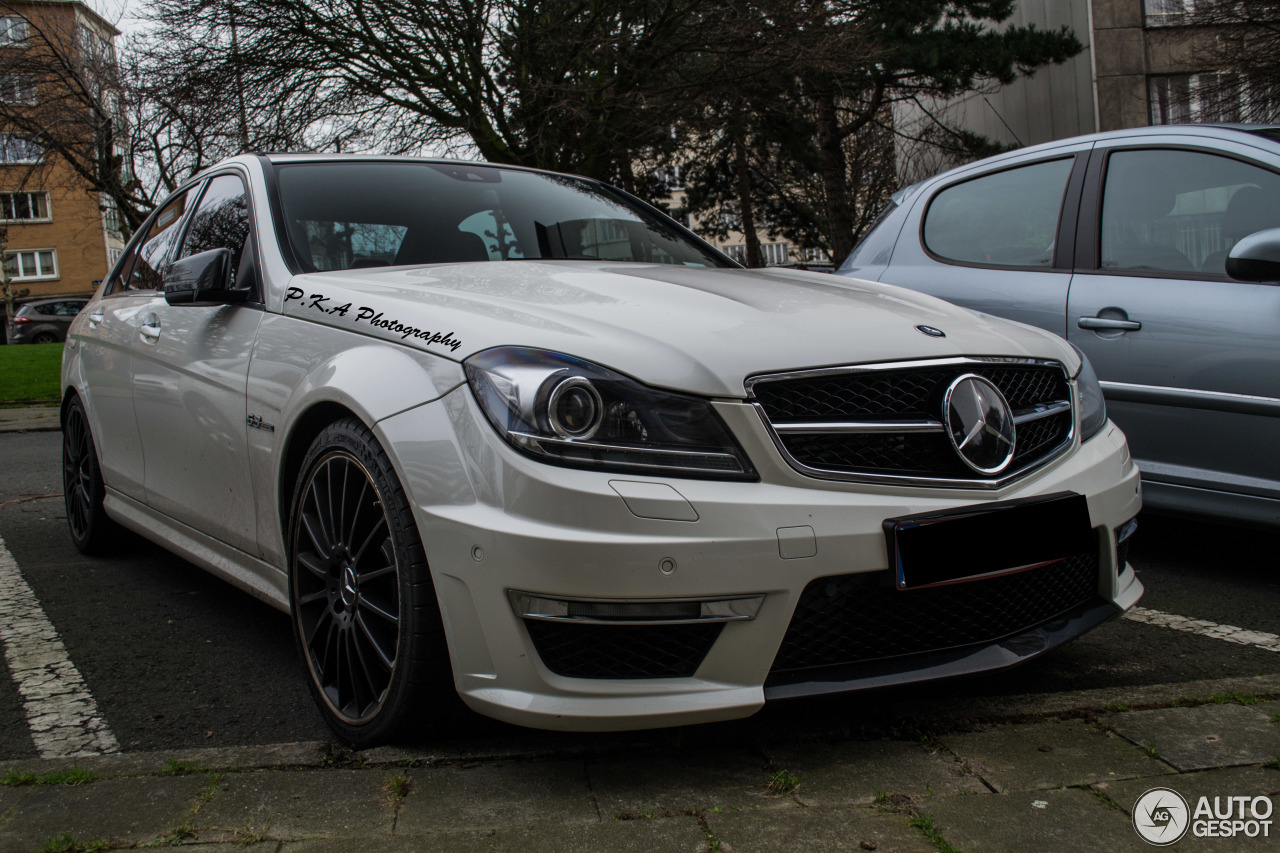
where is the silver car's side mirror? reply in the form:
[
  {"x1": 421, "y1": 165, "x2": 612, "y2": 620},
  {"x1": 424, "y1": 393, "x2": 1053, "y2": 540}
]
[
  {"x1": 163, "y1": 247, "x2": 251, "y2": 305},
  {"x1": 1226, "y1": 227, "x2": 1280, "y2": 284}
]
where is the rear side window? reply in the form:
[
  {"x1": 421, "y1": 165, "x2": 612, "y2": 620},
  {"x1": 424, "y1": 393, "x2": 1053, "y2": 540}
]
[{"x1": 923, "y1": 158, "x2": 1074, "y2": 268}]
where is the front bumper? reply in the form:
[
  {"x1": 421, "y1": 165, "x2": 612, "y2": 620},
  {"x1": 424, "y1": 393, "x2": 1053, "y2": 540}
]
[{"x1": 376, "y1": 388, "x2": 1143, "y2": 731}]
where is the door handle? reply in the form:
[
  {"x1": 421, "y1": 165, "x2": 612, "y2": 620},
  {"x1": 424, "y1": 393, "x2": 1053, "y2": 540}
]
[
  {"x1": 1078, "y1": 316, "x2": 1141, "y2": 332},
  {"x1": 139, "y1": 316, "x2": 161, "y2": 342},
  {"x1": 88, "y1": 310, "x2": 103, "y2": 327}
]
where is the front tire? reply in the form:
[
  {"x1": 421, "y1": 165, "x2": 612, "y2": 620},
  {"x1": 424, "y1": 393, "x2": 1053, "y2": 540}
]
[
  {"x1": 62, "y1": 396, "x2": 119, "y2": 554},
  {"x1": 288, "y1": 418, "x2": 456, "y2": 746}
]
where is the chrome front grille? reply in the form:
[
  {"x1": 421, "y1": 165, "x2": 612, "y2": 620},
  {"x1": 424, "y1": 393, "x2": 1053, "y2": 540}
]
[{"x1": 748, "y1": 358, "x2": 1074, "y2": 487}]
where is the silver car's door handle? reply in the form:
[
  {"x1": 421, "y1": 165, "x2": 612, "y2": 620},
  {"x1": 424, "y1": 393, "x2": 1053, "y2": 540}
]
[
  {"x1": 88, "y1": 310, "x2": 103, "y2": 327},
  {"x1": 139, "y1": 317, "x2": 161, "y2": 342},
  {"x1": 1078, "y1": 316, "x2": 1141, "y2": 332}
]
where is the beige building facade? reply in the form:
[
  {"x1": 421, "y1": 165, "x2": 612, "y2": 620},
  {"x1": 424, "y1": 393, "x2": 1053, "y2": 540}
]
[{"x1": 1, "y1": 1, "x2": 123, "y2": 303}]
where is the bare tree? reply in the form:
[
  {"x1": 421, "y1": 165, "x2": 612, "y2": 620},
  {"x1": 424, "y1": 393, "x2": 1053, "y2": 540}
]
[{"x1": 1187, "y1": 1, "x2": 1280, "y2": 123}]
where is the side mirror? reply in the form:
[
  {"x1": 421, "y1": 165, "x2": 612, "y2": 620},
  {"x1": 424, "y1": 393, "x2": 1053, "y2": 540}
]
[
  {"x1": 1226, "y1": 227, "x2": 1280, "y2": 284},
  {"x1": 163, "y1": 248, "x2": 251, "y2": 305}
]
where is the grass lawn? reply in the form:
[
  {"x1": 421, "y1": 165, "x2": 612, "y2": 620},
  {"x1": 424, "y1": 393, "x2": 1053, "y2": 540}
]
[{"x1": 0, "y1": 342, "x2": 63, "y2": 403}]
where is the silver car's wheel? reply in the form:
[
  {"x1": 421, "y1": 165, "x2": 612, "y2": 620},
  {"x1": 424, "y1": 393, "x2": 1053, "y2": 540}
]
[
  {"x1": 62, "y1": 397, "x2": 118, "y2": 554},
  {"x1": 289, "y1": 418, "x2": 455, "y2": 745}
]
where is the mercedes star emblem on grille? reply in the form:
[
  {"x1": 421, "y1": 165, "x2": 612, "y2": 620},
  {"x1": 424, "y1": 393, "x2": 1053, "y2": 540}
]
[{"x1": 943, "y1": 374, "x2": 1016, "y2": 474}]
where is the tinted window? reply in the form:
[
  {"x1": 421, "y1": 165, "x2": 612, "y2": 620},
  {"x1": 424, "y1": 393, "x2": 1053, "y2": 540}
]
[
  {"x1": 275, "y1": 162, "x2": 728, "y2": 272},
  {"x1": 180, "y1": 175, "x2": 251, "y2": 278},
  {"x1": 923, "y1": 158, "x2": 1073, "y2": 267},
  {"x1": 115, "y1": 189, "x2": 193, "y2": 292},
  {"x1": 1100, "y1": 149, "x2": 1280, "y2": 275}
]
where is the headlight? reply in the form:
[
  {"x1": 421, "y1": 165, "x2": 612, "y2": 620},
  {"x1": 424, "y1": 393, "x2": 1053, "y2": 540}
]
[
  {"x1": 1070, "y1": 344, "x2": 1107, "y2": 440},
  {"x1": 465, "y1": 347, "x2": 757, "y2": 480}
]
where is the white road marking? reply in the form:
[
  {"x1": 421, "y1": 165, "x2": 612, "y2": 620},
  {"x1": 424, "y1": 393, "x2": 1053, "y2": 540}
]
[
  {"x1": 0, "y1": 533, "x2": 118, "y2": 758},
  {"x1": 1124, "y1": 606, "x2": 1280, "y2": 653}
]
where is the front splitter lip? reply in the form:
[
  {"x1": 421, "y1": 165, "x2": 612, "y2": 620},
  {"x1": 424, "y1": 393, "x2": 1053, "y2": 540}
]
[{"x1": 763, "y1": 597, "x2": 1123, "y2": 701}]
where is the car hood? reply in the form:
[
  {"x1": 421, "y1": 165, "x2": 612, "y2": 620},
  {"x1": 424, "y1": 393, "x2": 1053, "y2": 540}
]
[{"x1": 281, "y1": 261, "x2": 1078, "y2": 398}]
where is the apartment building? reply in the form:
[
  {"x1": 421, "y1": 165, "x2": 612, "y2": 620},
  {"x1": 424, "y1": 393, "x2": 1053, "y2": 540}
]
[
  {"x1": 896, "y1": 0, "x2": 1278, "y2": 181},
  {"x1": 0, "y1": 1, "x2": 123, "y2": 304}
]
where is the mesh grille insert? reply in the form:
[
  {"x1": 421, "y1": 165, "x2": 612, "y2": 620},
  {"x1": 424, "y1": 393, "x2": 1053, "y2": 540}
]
[
  {"x1": 769, "y1": 552, "x2": 1100, "y2": 678},
  {"x1": 525, "y1": 620, "x2": 723, "y2": 679}
]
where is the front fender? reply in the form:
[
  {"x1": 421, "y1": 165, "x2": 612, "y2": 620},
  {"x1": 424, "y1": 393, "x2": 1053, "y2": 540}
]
[{"x1": 246, "y1": 313, "x2": 466, "y2": 568}]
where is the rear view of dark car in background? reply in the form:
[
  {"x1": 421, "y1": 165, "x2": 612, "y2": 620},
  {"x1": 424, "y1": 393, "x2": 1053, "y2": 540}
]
[{"x1": 9, "y1": 297, "x2": 89, "y2": 344}]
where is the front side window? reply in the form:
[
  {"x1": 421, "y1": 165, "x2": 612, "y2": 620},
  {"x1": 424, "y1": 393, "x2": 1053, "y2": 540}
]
[
  {"x1": 179, "y1": 174, "x2": 251, "y2": 282},
  {"x1": 114, "y1": 189, "x2": 193, "y2": 293},
  {"x1": 1100, "y1": 149, "x2": 1280, "y2": 276},
  {"x1": 5, "y1": 249, "x2": 57, "y2": 280},
  {"x1": 923, "y1": 158, "x2": 1074, "y2": 268},
  {"x1": 275, "y1": 162, "x2": 730, "y2": 273},
  {"x1": 0, "y1": 191, "x2": 49, "y2": 221}
]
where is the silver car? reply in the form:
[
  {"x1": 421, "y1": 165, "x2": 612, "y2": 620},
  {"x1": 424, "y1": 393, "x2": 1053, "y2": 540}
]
[{"x1": 841, "y1": 124, "x2": 1280, "y2": 526}]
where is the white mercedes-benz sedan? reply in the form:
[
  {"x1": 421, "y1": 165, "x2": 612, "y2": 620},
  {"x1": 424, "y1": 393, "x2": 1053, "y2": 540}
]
[{"x1": 62, "y1": 155, "x2": 1142, "y2": 745}]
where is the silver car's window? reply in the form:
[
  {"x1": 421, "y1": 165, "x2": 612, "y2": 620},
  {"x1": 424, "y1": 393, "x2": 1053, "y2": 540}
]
[
  {"x1": 275, "y1": 162, "x2": 729, "y2": 272},
  {"x1": 1101, "y1": 149, "x2": 1280, "y2": 276},
  {"x1": 923, "y1": 158, "x2": 1073, "y2": 268},
  {"x1": 115, "y1": 189, "x2": 193, "y2": 293},
  {"x1": 179, "y1": 175, "x2": 252, "y2": 278}
]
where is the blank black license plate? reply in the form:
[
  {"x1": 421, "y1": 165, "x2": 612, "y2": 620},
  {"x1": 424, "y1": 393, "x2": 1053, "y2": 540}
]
[{"x1": 884, "y1": 492, "x2": 1094, "y2": 590}]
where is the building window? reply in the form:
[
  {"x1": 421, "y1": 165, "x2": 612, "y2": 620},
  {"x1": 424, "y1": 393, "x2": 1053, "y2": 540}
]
[
  {"x1": 1144, "y1": 0, "x2": 1191, "y2": 27},
  {"x1": 724, "y1": 242, "x2": 792, "y2": 266},
  {"x1": 0, "y1": 16, "x2": 28, "y2": 47},
  {"x1": 0, "y1": 75, "x2": 35, "y2": 105},
  {"x1": 1149, "y1": 73, "x2": 1253, "y2": 124},
  {"x1": 107, "y1": 246, "x2": 123, "y2": 266},
  {"x1": 5, "y1": 249, "x2": 58, "y2": 281},
  {"x1": 0, "y1": 191, "x2": 49, "y2": 221},
  {"x1": 0, "y1": 134, "x2": 43, "y2": 163},
  {"x1": 100, "y1": 194, "x2": 121, "y2": 234}
]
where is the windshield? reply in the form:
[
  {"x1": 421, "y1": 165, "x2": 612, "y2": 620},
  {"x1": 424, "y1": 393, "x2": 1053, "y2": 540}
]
[{"x1": 273, "y1": 161, "x2": 730, "y2": 273}]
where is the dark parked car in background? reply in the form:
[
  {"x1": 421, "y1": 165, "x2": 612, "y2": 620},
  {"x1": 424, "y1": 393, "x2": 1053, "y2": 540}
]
[
  {"x1": 840, "y1": 124, "x2": 1280, "y2": 526},
  {"x1": 10, "y1": 297, "x2": 89, "y2": 344}
]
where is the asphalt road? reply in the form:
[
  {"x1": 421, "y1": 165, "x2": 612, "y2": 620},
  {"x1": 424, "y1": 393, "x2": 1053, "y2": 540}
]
[{"x1": 1, "y1": 429, "x2": 1278, "y2": 761}]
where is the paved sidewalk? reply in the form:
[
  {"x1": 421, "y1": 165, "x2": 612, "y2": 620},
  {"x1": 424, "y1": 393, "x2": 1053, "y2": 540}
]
[
  {"x1": 0, "y1": 405, "x2": 59, "y2": 433},
  {"x1": 1, "y1": 678, "x2": 1277, "y2": 852}
]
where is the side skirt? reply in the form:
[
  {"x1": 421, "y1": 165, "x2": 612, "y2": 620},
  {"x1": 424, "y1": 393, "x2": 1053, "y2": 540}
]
[{"x1": 104, "y1": 489, "x2": 289, "y2": 613}]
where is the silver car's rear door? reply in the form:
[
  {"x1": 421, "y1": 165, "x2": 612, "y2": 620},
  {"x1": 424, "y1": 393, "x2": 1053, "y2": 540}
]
[
  {"x1": 870, "y1": 141, "x2": 1094, "y2": 336},
  {"x1": 1066, "y1": 135, "x2": 1280, "y2": 522}
]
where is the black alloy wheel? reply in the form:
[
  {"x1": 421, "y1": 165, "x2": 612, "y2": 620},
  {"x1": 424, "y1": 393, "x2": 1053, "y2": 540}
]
[
  {"x1": 33, "y1": 331, "x2": 58, "y2": 344},
  {"x1": 62, "y1": 397, "x2": 117, "y2": 554},
  {"x1": 289, "y1": 418, "x2": 455, "y2": 745}
]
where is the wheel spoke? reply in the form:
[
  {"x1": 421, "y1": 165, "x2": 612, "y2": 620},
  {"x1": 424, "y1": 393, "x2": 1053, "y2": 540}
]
[
  {"x1": 358, "y1": 594, "x2": 398, "y2": 625},
  {"x1": 296, "y1": 551, "x2": 329, "y2": 582},
  {"x1": 346, "y1": 478, "x2": 368, "y2": 550},
  {"x1": 303, "y1": 606, "x2": 333, "y2": 648},
  {"x1": 355, "y1": 611, "x2": 395, "y2": 670},
  {"x1": 351, "y1": 515, "x2": 387, "y2": 565},
  {"x1": 355, "y1": 563, "x2": 395, "y2": 584},
  {"x1": 350, "y1": 623, "x2": 381, "y2": 700},
  {"x1": 300, "y1": 510, "x2": 332, "y2": 559},
  {"x1": 298, "y1": 589, "x2": 329, "y2": 606}
]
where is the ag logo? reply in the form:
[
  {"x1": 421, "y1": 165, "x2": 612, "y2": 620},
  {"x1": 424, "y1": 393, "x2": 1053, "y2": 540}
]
[{"x1": 1133, "y1": 787, "x2": 1190, "y2": 845}]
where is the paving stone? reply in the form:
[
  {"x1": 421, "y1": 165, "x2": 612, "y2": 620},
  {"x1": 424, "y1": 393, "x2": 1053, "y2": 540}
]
[
  {"x1": 587, "y1": 746, "x2": 775, "y2": 817},
  {"x1": 707, "y1": 804, "x2": 937, "y2": 853},
  {"x1": 766, "y1": 737, "x2": 987, "y2": 806},
  {"x1": 497, "y1": 815, "x2": 706, "y2": 852},
  {"x1": 194, "y1": 768, "x2": 395, "y2": 841},
  {"x1": 1100, "y1": 765, "x2": 1280, "y2": 853},
  {"x1": 396, "y1": 760, "x2": 597, "y2": 833},
  {"x1": 286, "y1": 833, "x2": 495, "y2": 852},
  {"x1": 0, "y1": 775, "x2": 208, "y2": 850},
  {"x1": 925, "y1": 786, "x2": 1145, "y2": 853},
  {"x1": 939, "y1": 718, "x2": 1174, "y2": 792},
  {"x1": 1110, "y1": 704, "x2": 1280, "y2": 771}
]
